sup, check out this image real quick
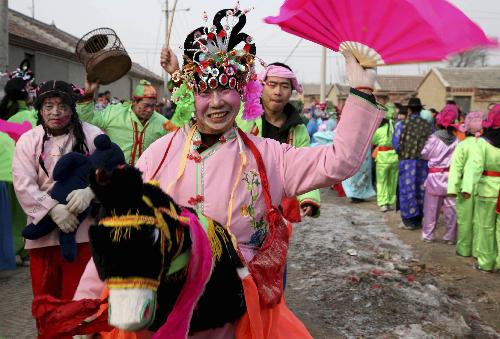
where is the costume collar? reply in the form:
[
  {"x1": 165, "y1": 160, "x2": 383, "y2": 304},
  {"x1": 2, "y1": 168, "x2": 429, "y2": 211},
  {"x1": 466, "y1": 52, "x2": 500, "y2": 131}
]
[
  {"x1": 186, "y1": 124, "x2": 237, "y2": 153},
  {"x1": 129, "y1": 107, "x2": 151, "y2": 128}
]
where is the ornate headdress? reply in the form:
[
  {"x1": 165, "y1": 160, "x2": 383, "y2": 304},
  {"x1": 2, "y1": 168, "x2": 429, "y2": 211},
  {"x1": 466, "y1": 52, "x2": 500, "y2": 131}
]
[
  {"x1": 170, "y1": 3, "x2": 264, "y2": 127},
  {"x1": 2, "y1": 59, "x2": 35, "y2": 82},
  {"x1": 1, "y1": 59, "x2": 35, "y2": 100}
]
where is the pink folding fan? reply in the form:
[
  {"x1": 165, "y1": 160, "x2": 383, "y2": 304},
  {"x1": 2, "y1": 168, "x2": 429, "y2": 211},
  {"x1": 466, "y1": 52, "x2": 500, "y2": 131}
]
[{"x1": 264, "y1": 0, "x2": 497, "y2": 67}]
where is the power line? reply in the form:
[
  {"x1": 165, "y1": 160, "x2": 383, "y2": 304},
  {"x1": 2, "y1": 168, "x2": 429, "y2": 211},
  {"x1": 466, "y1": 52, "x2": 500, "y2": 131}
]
[{"x1": 283, "y1": 38, "x2": 303, "y2": 63}]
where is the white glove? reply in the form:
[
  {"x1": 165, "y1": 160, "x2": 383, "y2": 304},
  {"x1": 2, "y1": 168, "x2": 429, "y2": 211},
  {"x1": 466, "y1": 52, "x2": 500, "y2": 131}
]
[
  {"x1": 66, "y1": 187, "x2": 95, "y2": 214},
  {"x1": 49, "y1": 204, "x2": 79, "y2": 233},
  {"x1": 343, "y1": 51, "x2": 377, "y2": 89}
]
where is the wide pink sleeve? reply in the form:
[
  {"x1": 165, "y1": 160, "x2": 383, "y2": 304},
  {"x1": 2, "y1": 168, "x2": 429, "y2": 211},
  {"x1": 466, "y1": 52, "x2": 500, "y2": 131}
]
[
  {"x1": 280, "y1": 94, "x2": 385, "y2": 197},
  {"x1": 12, "y1": 133, "x2": 58, "y2": 224}
]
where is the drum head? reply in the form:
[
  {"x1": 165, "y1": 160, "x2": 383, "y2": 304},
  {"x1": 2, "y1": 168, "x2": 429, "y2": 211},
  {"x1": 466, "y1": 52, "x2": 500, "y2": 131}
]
[{"x1": 86, "y1": 51, "x2": 132, "y2": 85}]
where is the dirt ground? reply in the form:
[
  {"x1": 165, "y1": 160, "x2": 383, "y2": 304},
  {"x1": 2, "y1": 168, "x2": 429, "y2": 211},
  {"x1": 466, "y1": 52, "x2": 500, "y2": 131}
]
[{"x1": 285, "y1": 188, "x2": 500, "y2": 338}]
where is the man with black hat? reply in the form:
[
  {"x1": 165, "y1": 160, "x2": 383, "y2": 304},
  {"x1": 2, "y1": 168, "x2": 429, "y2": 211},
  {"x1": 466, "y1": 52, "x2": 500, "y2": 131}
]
[
  {"x1": 393, "y1": 97, "x2": 433, "y2": 229},
  {"x1": 12, "y1": 80, "x2": 102, "y2": 329}
]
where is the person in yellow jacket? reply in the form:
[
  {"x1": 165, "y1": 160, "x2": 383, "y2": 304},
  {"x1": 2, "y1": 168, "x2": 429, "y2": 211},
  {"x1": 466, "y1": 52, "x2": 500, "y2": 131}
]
[
  {"x1": 462, "y1": 105, "x2": 500, "y2": 272},
  {"x1": 372, "y1": 105, "x2": 398, "y2": 212},
  {"x1": 77, "y1": 80, "x2": 168, "y2": 165},
  {"x1": 447, "y1": 111, "x2": 485, "y2": 257}
]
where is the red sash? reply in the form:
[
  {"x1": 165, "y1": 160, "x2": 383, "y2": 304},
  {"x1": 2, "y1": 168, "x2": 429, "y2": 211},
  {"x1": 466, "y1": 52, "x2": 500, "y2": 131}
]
[
  {"x1": 482, "y1": 171, "x2": 500, "y2": 214},
  {"x1": 483, "y1": 170, "x2": 500, "y2": 177},
  {"x1": 428, "y1": 167, "x2": 449, "y2": 173},
  {"x1": 238, "y1": 129, "x2": 289, "y2": 306}
]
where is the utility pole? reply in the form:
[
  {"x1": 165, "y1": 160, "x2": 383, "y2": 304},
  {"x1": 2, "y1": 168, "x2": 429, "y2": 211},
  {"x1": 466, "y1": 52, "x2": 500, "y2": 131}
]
[
  {"x1": 0, "y1": 0, "x2": 9, "y2": 95},
  {"x1": 320, "y1": 46, "x2": 327, "y2": 103},
  {"x1": 163, "y1": 0, "x2": 169, "y2": 96},
  {"x1": 162, "y1": 0, "x2": 189, "y2": 97}
]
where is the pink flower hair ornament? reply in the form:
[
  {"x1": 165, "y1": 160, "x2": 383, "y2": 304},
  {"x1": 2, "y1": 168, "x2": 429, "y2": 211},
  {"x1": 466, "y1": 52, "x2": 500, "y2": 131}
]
[{"x1": 242, "y1": 79, "x2": 264, "y2": 120}]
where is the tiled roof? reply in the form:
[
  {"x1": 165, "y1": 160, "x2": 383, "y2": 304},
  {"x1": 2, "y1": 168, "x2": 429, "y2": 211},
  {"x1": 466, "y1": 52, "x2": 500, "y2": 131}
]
[
  {"x1": 375, "y1": 75, "x2": 424, "y2": 92},
  {"x1": 434, "y1": 67, "x2": 500, "y2": 89},
  {"x1": 8, "y1": 9, "x2": 163, "y2": 83}
]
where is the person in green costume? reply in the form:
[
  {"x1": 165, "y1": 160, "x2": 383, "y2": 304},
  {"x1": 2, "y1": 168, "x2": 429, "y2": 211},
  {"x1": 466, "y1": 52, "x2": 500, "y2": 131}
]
[
  {"x1": 448, "y1": 111, "x2": 485, "y2": 257},
  {"x1": 7, "y1": 100, "x2": 38, "y2": 127},
  {"x1": 0, "y1": 60, "x2": 36, "y2": 125},
  {"x1": 78, "y1": 79, "x2": 169, "y2": 165},
  {"x1": 237, "y1": 62, "x2": 321, "y2": 220},
  {"x1": 0, "y1": 66, "x2": 36, "y2": 264},
  {"x1": 0, "y1": 131, "x2": 17, "y2": 269},
  {"x1": 372, "y1": 105, "x2": 398, "y2": 212},
  {"x1": 462, "y1": 104, "x2": 500, "y2": 272}
]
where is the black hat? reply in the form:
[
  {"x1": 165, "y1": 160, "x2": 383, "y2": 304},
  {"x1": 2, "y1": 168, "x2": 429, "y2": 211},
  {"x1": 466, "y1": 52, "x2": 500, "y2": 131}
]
[
  {"x1": 407, "y1": 97, "x2": 423, "y2": 109},
  {"x1": 35, "y1": 80, "x2": 82, "y2": 110}
]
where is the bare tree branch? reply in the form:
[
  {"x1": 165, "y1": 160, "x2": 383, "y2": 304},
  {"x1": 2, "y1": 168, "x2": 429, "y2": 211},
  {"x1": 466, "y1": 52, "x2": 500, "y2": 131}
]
[{"x1": 447, "y1": 49, "x2": 489, "y2": 68}]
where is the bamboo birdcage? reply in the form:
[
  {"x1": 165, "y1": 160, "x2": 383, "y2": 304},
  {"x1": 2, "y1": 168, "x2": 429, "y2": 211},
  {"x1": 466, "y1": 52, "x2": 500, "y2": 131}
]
[{"x1": 76, "y1": 27, "x2": 131, "y2": 85}]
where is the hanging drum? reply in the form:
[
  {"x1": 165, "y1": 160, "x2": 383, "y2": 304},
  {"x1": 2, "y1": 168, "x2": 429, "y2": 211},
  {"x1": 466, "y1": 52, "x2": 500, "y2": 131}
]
[{"x1": 76, "y1": 27, "x2": 132, "y2": 85}]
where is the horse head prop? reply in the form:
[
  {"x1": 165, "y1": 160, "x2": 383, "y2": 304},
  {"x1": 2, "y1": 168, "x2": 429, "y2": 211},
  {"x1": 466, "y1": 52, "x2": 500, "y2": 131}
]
[{"x1": 88, "y1": 164, "x2": 246, "y2": 335}]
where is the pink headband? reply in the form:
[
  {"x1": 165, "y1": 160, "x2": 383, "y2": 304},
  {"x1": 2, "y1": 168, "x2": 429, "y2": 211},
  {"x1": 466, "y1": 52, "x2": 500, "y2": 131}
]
[
  {"x1": 259, "y1": 65, "x2": 303, "y2": 94},
  {"x1": 460, "y1": 111, "x2": 485, "y2": 137}
]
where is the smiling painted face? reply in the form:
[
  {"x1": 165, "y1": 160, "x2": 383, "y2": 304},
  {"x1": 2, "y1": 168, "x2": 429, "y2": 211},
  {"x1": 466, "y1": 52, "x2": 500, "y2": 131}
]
[{"x1": 194, "y1": 88, "x2": 241, "y2": 135}]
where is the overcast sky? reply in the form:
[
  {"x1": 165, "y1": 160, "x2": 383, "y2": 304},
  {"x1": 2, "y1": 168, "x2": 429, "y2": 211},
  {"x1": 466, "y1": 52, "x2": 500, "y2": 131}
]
[{"x1": 9, "y1": 0, "x2": 500, "y2": 84}]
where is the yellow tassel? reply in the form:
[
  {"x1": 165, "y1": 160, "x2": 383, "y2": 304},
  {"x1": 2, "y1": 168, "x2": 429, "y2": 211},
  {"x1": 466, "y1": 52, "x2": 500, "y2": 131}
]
[
  {"x1": 99, "y1": 215, "x2": 155, "y2": 242},
  {"x1": 143, "y1": 195, "x2": 172, "y2": 252},
  {"x1": 99, "y1": 215, "x2": 156, "y2": 228},
  {"x1": 166, "y1": 124, "x2": 197, "y2": 195},
  {"x1": 207, "y1": 219, "x2": 223, "y2": 263}
]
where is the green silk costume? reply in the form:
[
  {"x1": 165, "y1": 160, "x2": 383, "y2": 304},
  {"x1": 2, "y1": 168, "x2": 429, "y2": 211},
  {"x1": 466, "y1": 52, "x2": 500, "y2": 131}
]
[
  {"x1": 76, "y1": 101, "x2": 168, "y2": 165},
  {"x1": 7, "y1": 100, "x2": 37, "y2": 127},
  {"x1": 371, "y1": 117, "x2": 398, "y2": 207},
  {"x1": 462, "y1": 137, "x2": 500, "y2": 270},
  {"x1": 448, "y1": 136, "x2": 481, "y2": 257}
]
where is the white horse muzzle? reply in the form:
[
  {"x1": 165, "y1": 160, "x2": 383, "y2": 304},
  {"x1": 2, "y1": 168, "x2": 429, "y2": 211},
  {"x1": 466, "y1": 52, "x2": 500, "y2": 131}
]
[{"x1": 108, "y1": 288, "x2": 157, "y2": 331}]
